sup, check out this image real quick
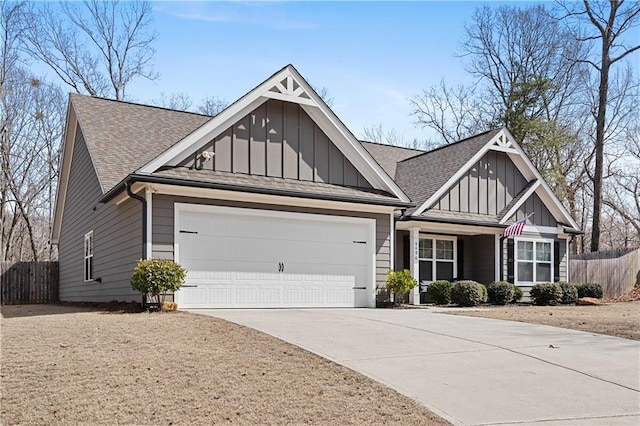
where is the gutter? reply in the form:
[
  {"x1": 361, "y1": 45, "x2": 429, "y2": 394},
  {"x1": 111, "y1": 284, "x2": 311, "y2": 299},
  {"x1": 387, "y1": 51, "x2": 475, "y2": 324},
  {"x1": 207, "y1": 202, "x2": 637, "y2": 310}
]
[
  {"x1": 125, "y1": 182, "x2": 147, "y2": 259},
  {"x1": 102, "y1": 173, "x2": 415, "y2": 208}
]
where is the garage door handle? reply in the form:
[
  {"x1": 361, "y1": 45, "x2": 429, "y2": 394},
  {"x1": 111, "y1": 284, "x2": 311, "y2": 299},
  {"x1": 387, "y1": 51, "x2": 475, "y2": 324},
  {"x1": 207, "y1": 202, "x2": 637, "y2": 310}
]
[
  {"x1": 182, "y1": 285, "x2": 198, "y2": 288},
  {"x1": 180, "y1": 230, "x2": 198, "y2": 234},
  {"x1": 353, "y1": 286, "x2": 366, "y2": 290},
  {"x1": 278, "y1": 262, "x2": 284, "y2": 272},
  {"x1": 353, "y1": 241, "x2": 366, "y2": 244}
]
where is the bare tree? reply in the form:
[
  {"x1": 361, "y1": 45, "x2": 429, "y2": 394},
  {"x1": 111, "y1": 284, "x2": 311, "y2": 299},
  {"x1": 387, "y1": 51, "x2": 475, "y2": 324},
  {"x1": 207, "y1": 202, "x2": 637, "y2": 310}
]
[
  {"x1": 559, "y1": 0, "x2": 640, "y2": 251},
  {"x1": 411, "y1": 80, "x2": 488, "y2": 144},
  {"x1": 197, "y1": 95, "x2": 228, "y2": 116},
  {"x1": 151, "y1": 92, "x2": 193, "y2": 112},
  {"x1": 23, "y1": 0, "x2": 157, "y2": 100},
  {"x1": 361, "y1": 124, "x2": 405, "y2": 146}
]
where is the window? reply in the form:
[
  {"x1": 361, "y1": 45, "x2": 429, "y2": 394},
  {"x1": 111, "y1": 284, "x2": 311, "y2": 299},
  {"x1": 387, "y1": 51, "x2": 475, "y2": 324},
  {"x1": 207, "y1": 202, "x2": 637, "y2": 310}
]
[
  {"x1": 84, "y1": 231, "x2": 93, "y2": 282},
  {"x1": 418, "y1": 236, "x2": 456, "y2": 282},
  {"x1": 515, "y1": 238, "x2": 552, "y2": 284}
]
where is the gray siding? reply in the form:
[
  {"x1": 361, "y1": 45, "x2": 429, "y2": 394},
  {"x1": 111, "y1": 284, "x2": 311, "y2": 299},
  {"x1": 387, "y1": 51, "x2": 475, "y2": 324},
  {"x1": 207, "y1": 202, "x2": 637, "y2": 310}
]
[
  {"x1": 179, "y1": 99, "x2": 372, "y2": 188},
  {"x1": 58, "y1": 126, "x2": 142, "y2": 302},
  {"x1": 152, "y1": 195, "x2": 390, "y2": 291},
  {"x1": 461, "y1": 235, "x2": 495, "y2": 285},
  {"x1": 508, "y1": 192, "x2": 557, "y2": 227},
  {"x1": 434, "y1": 151, "x2": 527, "y2": 216}
]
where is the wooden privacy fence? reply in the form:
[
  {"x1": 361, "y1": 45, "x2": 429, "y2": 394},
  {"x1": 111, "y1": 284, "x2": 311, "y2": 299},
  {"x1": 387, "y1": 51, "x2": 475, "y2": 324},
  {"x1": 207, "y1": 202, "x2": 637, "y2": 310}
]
[
  {"x1": 1, "y1": 261, "x2": 59, "y2": 305},
  {"x1": 570, "y1": 248, "x2": 640, "y2": 298}
]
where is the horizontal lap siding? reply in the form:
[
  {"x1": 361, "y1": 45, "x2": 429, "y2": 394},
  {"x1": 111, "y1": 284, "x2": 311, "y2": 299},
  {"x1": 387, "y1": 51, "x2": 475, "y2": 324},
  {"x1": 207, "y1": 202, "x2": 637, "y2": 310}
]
[
  {"x1": 58, "y1": 127, "x2": 142, "y2": 303},
  {"x1": 152, "y1": 195, "x2": 390, "y2": 291}
]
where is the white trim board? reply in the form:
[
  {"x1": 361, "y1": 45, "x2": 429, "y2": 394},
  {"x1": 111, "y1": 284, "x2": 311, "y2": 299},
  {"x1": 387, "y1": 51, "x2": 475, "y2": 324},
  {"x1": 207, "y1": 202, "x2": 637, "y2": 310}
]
[
  {"x1": 138, "y1": 65, "x2": 409, "y2": 203},
  {"x1": 499, "y1": 180, "x2": 541, "y2": 224}
]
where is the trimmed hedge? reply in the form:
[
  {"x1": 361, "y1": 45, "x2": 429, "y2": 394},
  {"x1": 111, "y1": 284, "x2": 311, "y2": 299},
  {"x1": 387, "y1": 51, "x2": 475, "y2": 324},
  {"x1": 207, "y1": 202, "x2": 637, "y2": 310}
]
[
  {"x1": 452, "y1": 280, "x2": 486, "y2": 307},
  {"x1": 530, "y1": 282, "x2": 562, "y2": 306},
  {"x1": 576, "y1": 283, "x2": 603, "y2": 299},
  {"x1": 426, "y1": 280, "x2": 453, "y2": 305},
  {"x1": 487, "y1": 281, "x2": 515, "y2": 305},
  {"x1": 557, "y1": 282, "x2": 578, "y2": 304}
]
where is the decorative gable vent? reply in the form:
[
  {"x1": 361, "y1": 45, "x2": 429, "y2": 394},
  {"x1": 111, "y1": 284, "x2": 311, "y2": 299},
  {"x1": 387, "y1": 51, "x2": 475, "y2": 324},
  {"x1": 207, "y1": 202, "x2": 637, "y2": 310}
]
[{"x1": 264, "y1": 75, "x2": 314, "y2": 106}]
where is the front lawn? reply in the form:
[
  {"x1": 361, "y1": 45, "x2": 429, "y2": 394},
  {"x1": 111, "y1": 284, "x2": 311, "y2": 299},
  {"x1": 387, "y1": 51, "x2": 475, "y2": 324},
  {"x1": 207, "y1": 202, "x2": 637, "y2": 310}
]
[
  {"x1": 447, "y1": 301, "x2": 640, "y2": 340},
  {"x1": 1, "y1": 305, "x2": 448, "y2": 425}
]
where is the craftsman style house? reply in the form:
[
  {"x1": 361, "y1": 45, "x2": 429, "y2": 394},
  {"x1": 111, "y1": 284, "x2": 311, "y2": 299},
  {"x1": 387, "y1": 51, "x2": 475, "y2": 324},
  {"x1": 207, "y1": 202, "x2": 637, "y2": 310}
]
[{"x1": 52, "y1": 65, "x2": 581, "y2": 308}]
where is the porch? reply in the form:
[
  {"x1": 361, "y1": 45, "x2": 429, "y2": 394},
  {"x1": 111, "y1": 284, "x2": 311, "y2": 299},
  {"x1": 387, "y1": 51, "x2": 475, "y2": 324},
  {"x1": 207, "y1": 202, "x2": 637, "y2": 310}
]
[{"x1": 395, "y1": 221, "x2": 502, "y2": 304}]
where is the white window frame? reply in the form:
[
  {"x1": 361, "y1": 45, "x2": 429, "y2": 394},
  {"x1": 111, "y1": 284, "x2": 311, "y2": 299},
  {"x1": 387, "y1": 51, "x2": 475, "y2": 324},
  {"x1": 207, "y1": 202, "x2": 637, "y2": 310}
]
[
  {"x1": 84, "y1": 231, "x2": 94, "y2": 282},
  {"x1": 418, "y1": 234, "x2": 457, "y2": 283},
  {"x1": 514, "y1": 236, "x2": 554, "y2": 285}
]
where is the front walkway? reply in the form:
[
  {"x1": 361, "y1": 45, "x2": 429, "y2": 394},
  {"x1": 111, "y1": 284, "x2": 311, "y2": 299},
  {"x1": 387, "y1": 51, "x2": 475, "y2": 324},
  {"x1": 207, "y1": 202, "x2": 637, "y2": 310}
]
[{"x1": 195, "y1": 308, "x2": 640, "y2": 426}]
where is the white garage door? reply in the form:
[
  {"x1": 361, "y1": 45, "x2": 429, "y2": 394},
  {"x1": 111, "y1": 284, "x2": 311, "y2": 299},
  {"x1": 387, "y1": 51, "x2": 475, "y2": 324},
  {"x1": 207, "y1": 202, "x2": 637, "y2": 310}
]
[{"x1": 174, "y1": 204, "x2": 375, "y2": 308}]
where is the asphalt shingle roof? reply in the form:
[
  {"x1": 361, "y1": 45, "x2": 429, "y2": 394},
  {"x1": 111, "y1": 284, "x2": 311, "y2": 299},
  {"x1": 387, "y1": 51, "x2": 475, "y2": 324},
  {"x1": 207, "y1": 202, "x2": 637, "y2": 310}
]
[
  {"x1": 394, "y1": 129, "x2": 501, "y2": 214},
  {"x1": 151, "y1": 168, "x2": 403, "y2": 205},
  {"x1": 360, "y1": 141, "x2": 424, "y2": 178},
  {"x1": 71, "y1": 94, "x2": 212, "y2": 193}
]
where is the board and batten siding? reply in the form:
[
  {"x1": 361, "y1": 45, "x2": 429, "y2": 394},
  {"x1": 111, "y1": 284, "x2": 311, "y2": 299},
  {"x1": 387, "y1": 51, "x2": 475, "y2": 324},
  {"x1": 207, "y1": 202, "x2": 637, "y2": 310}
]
[
  {"x1": 434, "y1": 151, "x2": 527, "y2": 215},
  {"x1": 178, "y1": 99, "x2": 372, "y2": 188},
  {"x1": 151, "y1": 194, "x2": 391, "y2": 293},
  {"x1": 507, "y1": 192, "x2": 556, "y2": 227},
  {"x1": 58, "y1": 126, "x2": 142, "y2": 303}
]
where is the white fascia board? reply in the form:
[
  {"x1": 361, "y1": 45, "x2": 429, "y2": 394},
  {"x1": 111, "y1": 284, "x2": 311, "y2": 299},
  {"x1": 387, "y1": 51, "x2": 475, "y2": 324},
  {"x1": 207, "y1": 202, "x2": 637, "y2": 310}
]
[
  {"x1": 300, "y1": 104, "x2": 409, "y2": 202},
  {"x1": 51, "y1": 100, "x2": 77, "y2": 244},
  {"x1": 414, "y1": 129, "x2": 509, "y2": 216},
  {"x1": 502, "y1": 128, "x2": 579, "y2": 230},
  {"x1": 285, "y1": 65, "x2": 409, "y2": 202},
  {"x1": 395, "y1": 220, "x2": 502, "y2": 236},
  {"x1": 498, "y1": 180, "x2": 541, "y2": 224}
]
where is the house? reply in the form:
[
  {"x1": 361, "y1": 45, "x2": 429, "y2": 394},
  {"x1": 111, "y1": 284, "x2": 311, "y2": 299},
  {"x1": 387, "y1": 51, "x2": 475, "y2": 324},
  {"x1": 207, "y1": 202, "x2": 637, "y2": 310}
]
[{"x1": 51, "y1": 65, "x2": 581, "y2": 308}]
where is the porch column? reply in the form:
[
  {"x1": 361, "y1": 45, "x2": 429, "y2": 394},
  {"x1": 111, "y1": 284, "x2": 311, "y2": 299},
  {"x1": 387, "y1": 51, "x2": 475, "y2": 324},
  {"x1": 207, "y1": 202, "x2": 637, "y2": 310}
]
[{"x1": 409, "y1": 226, "x2": 420, "y2": 305}]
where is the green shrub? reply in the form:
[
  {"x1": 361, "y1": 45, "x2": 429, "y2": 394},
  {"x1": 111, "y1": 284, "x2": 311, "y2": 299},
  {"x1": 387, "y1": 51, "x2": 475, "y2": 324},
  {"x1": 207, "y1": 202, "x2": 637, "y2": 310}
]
[
  {"x1": 576, "y1": 283, "x2": 603, "y2": 299},
  {"x1": 529, "y1": 282, "x2": 562, "y2": 306},
  {"x1": 512, "y1": 285, "x2": 524, "y2": 303},
  {"x1": 557, "y1": 282, "x2": 578, "y2": 304},
  {"x1": 426, "y1": 280, "x2": 452, "y2": 305},
  {"x1": 487, "y1": 281, "x2": 515, "y2": 305},
  {"x1": 479, "y1": 284, "x2": 488, "y2": 303},
  {"x1": 385, "y1": 270, "x2": 417, "y2": 306},
  {"x1": 131, "y1": 259, "x2": 186, "y2": 308},
  {"x1": 451, "y1": 280, "x2": 486, "y2": 307}
]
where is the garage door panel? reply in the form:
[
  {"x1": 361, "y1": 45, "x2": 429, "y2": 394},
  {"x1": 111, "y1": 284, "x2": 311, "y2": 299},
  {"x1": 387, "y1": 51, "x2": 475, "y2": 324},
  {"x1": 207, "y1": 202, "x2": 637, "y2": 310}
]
[{"x1": 175, "y1": 206, "x2": 372, "y2": 308}]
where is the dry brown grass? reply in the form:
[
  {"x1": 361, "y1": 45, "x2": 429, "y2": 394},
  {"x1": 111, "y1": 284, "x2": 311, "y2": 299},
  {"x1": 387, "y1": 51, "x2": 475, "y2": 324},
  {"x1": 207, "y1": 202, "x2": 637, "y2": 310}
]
[
  {"x1": 448, "y1": 301, "x2": 640, "y2": 340},
  {"x1": 1, "y1": 304, "x2": 448, "y2": 425}
]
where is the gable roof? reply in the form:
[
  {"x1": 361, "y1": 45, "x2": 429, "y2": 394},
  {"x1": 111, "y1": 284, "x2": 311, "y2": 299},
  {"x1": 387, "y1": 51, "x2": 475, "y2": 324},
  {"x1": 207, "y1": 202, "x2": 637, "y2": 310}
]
[
  {"x1": 360, "y1": 141, "x2": 424, "y2": 178},
  {"x1": 137, "y1": 64, "x2": 410, "y2": 203},
  {"x1": 70, "y1": 94, "x2": 211, "y2": 192},
  {"x1": 394, "y1": 129, "x2": 501, "y2": 214}
]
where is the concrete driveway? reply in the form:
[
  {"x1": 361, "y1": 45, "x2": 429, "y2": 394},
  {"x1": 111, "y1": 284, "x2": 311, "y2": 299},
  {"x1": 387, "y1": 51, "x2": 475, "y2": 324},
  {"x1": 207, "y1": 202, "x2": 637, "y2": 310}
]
[{"x1": 195, "y1": 308, "x2": 640, "y2": 426}]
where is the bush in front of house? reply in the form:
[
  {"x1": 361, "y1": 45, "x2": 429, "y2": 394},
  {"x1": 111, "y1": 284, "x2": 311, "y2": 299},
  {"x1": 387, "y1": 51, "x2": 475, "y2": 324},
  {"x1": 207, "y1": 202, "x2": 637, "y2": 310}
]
[
  {"x1": 575, "y1": 283, "x2": 603, "y2": 299},
  {"x1": 451, "y1": 280, "x2": 486, "y2": 307},
  {"x1": 557, "y1": 282, "x2": 578, "y2": 304},
  {"x1": 385, "y1": 269, "x2": 417, "y2": 306},
  {"x1": 529, "y1": 282, "x2": 562, "y2": 306},
  {"x1": 426, "y1": 280, "x2": 453, "y2": 305},
  {"x1": 487, "y1": 281, "x2": 515, "y2": 305},
  {"x1": 512, "y1": 285, "x2": 524, "y2": 303},
  {"x1": 131, "y1": 259, "x2": 186, "y2": 309}
]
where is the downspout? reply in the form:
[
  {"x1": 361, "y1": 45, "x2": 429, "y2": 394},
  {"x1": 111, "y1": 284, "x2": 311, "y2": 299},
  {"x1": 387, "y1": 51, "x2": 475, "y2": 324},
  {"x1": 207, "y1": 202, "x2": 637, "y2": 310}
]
[{"x1": 126, "y1": 181, "x2": 147, "y2": 308}]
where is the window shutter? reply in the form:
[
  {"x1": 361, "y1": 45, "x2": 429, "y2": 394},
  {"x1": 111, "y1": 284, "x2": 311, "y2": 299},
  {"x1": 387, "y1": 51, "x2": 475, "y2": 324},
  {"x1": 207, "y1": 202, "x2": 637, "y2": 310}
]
[
  {"x1": 554, "y1": 240, "x2": 560, "y2": 282},
  {"x1": 457, "y1": 239, "x2": 464, "y2": 280},
  {"x1": 506, "y1": 238, "x2": 515, "y2": 283},
  {"x1": 402, "y1": 235, "x2": 410, "y2": 270}
]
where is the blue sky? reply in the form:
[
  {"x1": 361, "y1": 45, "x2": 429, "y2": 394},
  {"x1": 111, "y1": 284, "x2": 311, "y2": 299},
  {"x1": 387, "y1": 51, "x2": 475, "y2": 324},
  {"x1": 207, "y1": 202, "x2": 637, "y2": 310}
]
[{"x1": 128, "y1": 1, "x2": 493, "y2": 143}]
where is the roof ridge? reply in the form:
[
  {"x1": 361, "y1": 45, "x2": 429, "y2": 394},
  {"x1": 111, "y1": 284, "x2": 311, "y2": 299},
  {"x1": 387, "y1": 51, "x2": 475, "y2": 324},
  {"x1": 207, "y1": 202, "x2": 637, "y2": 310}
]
[
  {"x1": 397, "y1": 128, "x2": 502, "y2": 164},
  {"x1": 69, "y1": 93, "x2": 214, "y2": 118},
  {"x1": 359, "y1": 139, "x2": 426, "y2": 153}
]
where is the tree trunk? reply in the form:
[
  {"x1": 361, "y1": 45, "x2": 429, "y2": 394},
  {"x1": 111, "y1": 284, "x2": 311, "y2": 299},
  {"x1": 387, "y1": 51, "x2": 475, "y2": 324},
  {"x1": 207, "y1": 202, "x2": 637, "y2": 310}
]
[{"x1": 590, "y1": 41, "x2": 611, "y2": 252}]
